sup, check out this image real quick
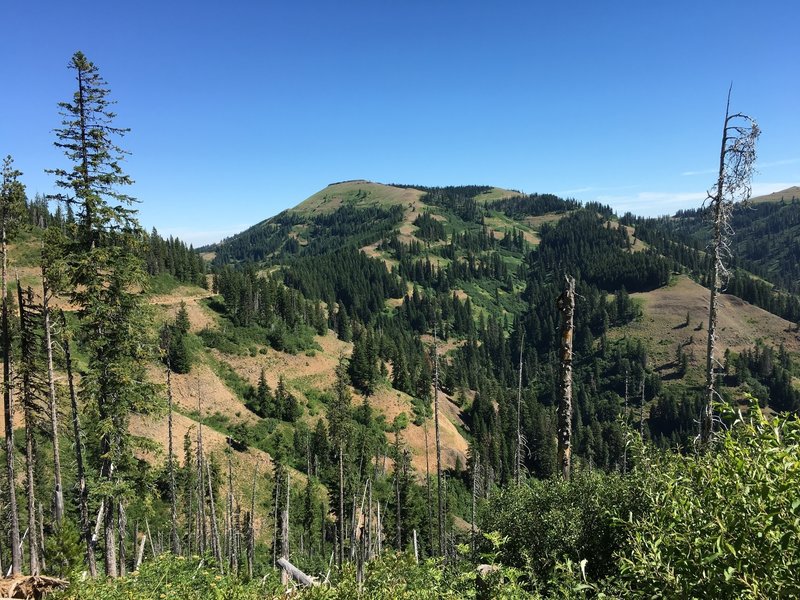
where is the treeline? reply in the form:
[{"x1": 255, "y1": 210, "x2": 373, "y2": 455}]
[
  {"x1": 210, "y1": 204, "x2": 405, "y2": 265},
  {"x1": 488, "y1": 192, "x2": 579, "y2": 217},
  {"x1": 24, "y1": 191, "x2": 207, "y2": 288},
  {"x1": 633, "y1": 214, "x2": 800, "y2": 323},
  {"x1": 633, "y1": 198, "x2": 800, "y2": 294},
  {"x1": 144, "y1": 229, "x2": 207, "y2": 288},
  {"x1": 729, "y1": 342, "x2": 800, "y2": 412},
  {"x1": 211, "y1": 265, "x2": 326, "y2": 353},
  {"x1": 536, "y1": 210, "x2": 671, "y2": 292},
  {"x1": 421, "y1": 185, "x2": 492, "y2": 222},
  {"x1": 282, "y1": 247, "x2": 405, "y2": 323}
]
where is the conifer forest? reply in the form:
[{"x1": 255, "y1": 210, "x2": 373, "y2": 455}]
[{"x1": 1, "y1": 49, "x2": 799, "y2": 600}]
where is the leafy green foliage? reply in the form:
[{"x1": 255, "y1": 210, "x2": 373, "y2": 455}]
[
  {"x1": 55, "y1": 554, "x2": 282, "y2": 599},
  {"x1": 616, "y1": 409, "x2": 800, "y2": 598},
  {"x1": 480, "y1": 469, "x2": 647, "y2": 585},
  {"x1": 297, "y1": 550, "x2": 532, "y2": 599}
]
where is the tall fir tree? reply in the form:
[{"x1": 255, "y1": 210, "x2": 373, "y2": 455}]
[
  {"x1": 1, "y1": 155, "x2": 27, "y2": 574},
  {"x1": 48, "y1": 51, "x2": 157, "y2": 577}
]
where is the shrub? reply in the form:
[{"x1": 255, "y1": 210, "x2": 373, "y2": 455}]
[
  {"x1": 615, "y1": 408, "x2": 800, "y2": 598},
  {"x1": 479, "y1": 469, "x2": 647, "y2": 586},
  {"x1": 55, "y1": 553, "x2": 282, "y2": 600}
]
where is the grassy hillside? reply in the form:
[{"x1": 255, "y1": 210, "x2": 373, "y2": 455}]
[
  {"x1": 290, "y1": 180, "x2": 425, "y2": 216},
  {"x1": 750, "y1": 185, "x2": 800, "y2": 204}
]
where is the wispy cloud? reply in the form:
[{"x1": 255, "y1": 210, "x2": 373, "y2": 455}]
[
  {"x1": 756, "y1": 157, "x2": 800, "y2": 169},
  {"x1": 596, "y1": 191, "x2": 707, "y2": 216},
  {"x1": 750, "y1": 182, "x2": 800, "y2": 197},
  {"x1": 591, "y1": 181, "x2": 800, "y2": 217},
  {"x1": 681, "y1": 168, "x2": 716, "y2": 177},
  {"x1": 684, "y1": 158, "x2": 800, "y2": 177}
]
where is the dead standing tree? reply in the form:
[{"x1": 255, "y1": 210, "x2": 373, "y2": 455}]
[
  {"x1": 557, "y1": 276, "x2": 576, "y2": 481},
  {"x1": 432, "y1": 323, "x2": 444, "y2": 556},
  {"x1": 701, "y1": 89, "x2": 759, "y2": 446},
  {"x1": 514, "y1": 332, "x2": 525, "y2": 485}
]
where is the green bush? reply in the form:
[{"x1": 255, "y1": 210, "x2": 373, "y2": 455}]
[
  {"x1": 296, "y1": 548, "x2": 533, "y2": 599},
  {"x1": 479, "y1": 469, "x2": 647, "y2": 586},
  {"x1": 614, "y1": 409, "x2": 800, "y2": 598},
  {"x1": 55, "y1": 553, "x2": 282, "y2": 599}
]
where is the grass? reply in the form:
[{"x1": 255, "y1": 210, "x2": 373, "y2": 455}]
[
  {"x1": 473, "y1": 187, "x2": 522, "y2": 203},
  {"x1": 206, "y1": 355, "x2": 256, "y2": 403},
  {"x1": 291, "y1": 181, "x2": 424, "y2": 215}
]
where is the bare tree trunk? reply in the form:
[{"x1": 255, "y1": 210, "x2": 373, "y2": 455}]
[
  {"x1": 471, "y1": 451, "x2": 479, "y2": 558},
  {"x1": 196, "y1": 397, "x2": 207, "y2": 555},
  {"x1": 42, "y1": 274, "x2": 64, "y2": 525},
  {"x1": 226, "y1": 452, "x2": 235, "y2": 572},
  {"x1": 145, "y1": 518, "x2": 156, "y2": 557},
  {"x1": 118, "y1": 503, "x2": 127, "y2": 576},
  {"x1": 24, "y1": 415, "x2": 39, "y2": 576},
  {"x1": 515, "y1": 332, "x2": 525, "y2": 485},
  {"x1": 366, "y1": 478, "x2": 372, "y2": 561},
  {"x1": 104, "y1": 493, "x2": 118, "y2": 577},
  {"x1": 702, "y1": 89, "x2": 759, "y2": 446},
  {"x1": 394, "y1": 429, "x2": 402, "y2": 550},
  {"x1": 281, "y1": 471, "x2": 290, "y2": 586},
  {"x1": 640, "y1": 378, "x2": 646, "y2": 439},
  {"x1": 37, "y1": 501, "x2": 46, "y2": 573},
  {"x1": 433, "y1": 326, "x2": 444, "y2": 556},
  {"x1": 62, "y1": 316, "x2": 96, "y2": 576},
  {"x1": 247, "y1": 461, "x2": 258, "y2": 579},
  {"x1": 167, "y1": 367, "x2": 180, "y2": 555},
  {"x1": 423, "y1": 418, "x2": 433, "y2": 557},
  {"x1": 376, "y1": 501, "x2": 382, "y2": 555},
  {"x1": 338, "y1": 448, "x2": 345, "y2": 567},
  {"x1": 557, "y1": 276, "x2": 576, "y2": 481},
  {"x1": 135, "y1": 531, "x2": 146, "y2": 569},
  {"x1": 2, "y1": 224, "x2": 21, "y2": 576},
  {"x1": 234, "y1": 501, "x2": 241, "y2": 573},
  {"x1": 272, "y1": 466, "x2": 280, "y2": 568},
  {"x1": 623, "y1": 371, "x2": 628, "y2": 474},
  {"x1": 205, "y1": 458, "x2": 223, "y2": 571}
]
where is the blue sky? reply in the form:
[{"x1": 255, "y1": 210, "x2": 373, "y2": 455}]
[{"x1": 2, "y1": 0, "x2": 798, "y2": 245}]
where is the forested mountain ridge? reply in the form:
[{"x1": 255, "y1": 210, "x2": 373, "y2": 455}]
[
  {"x1": 628, "y1": 186, "x2": 800, "y2": 301},
  {"x1": 207, "y1": 179, "x2": 800, "y2": 468},
  {"x1": 4, "y1": 175, "x2": 800, "y2": 592}
]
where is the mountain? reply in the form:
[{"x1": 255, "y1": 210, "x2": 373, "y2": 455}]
[
  {"x1": 4, "y1": 180, "x2": 799, "y2": 584},
  {"x1": 750, "y1": 185, "x2": 800, "y2": 204},
  {"x1": 630, "y1": 188, "x2": 800, "y2": 298},
  {"x1": 207, "y1": 180, "x2": 799, "y2": 464}
]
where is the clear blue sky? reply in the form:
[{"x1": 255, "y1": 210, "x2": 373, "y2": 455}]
[{"x1": 2, "y1": 0, "x2": 798, "y2": 245}]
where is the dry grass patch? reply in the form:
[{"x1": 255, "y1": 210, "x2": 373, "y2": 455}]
[
  {"x1": 619, "y1": 276, "x2": 800, "y2": 372},
  {"x1": 369, "y1": 387, "x2": 469, "y2": 475}
]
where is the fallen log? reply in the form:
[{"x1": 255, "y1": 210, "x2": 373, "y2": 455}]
[
  {"x1": 277, "y1": 557, "x2": 318, "y2": 587},
  {"x1": 0, "y1": 575, "x2": 69, "y2": 599}
]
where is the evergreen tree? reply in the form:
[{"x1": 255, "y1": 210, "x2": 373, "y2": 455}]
[
  {"x1": 48, "y1": 51, "x2": 157, "y2": 577},
  {"x1": 1, "y1": 155, "x2": 27, "y2": 574},
  {"x1": 327, "y1": 357, "x2": 351, "y2": 566}
]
